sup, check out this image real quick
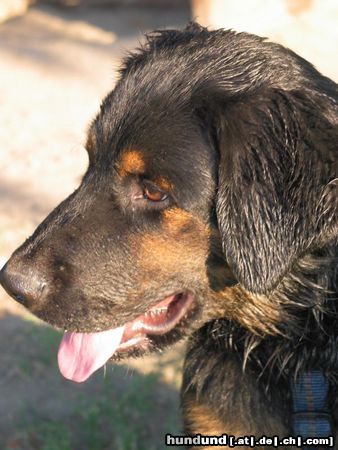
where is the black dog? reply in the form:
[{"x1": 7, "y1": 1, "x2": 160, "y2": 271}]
[{"x1": 1, "y1": 23, "x2": 337, "y2": 448}]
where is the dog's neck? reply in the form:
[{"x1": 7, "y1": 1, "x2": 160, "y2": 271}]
[{"x1": 206, "y1": 239, "x2": 338, "y2": 380}]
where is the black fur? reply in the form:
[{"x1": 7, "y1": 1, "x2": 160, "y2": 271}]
[{"x1": 1, "y1": 23, "x2": 337, "y2": 446}]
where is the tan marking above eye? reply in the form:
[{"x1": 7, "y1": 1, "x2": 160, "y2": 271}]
[
  {"x1": 154, "y1": 176, "x2": 173, "y2": 192},
  {"x1": 118, "y1": 150, "x2": 145, "y2": 176}
]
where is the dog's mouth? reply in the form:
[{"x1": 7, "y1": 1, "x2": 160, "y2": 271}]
[{"x1": 57, "y1": 291, "x2": 195, "y2": 383}]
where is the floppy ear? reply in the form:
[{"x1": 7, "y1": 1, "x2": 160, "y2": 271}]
[
  {"x1": 212, "y1": 89, "x2": 337, "y2": 293},
  {"x1": 145, "y1": 23, "x2": 337, "y2": 294}
]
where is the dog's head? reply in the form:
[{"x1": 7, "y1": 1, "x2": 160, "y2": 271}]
[{"x1": 1, "y1": 24, "x2": 337, "y2": 382}]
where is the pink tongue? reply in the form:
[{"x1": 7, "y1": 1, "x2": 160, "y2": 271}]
[{"x1": 57, "y1": 325, "x2": 125, "y2": 383}]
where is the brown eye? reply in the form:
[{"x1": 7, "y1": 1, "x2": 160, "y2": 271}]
[{"x1": 143, "y1": 182, "x2": 168, "y2": 202}]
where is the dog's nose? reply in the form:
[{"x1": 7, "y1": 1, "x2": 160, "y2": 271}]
[{"x1": 0, "y1": 260, "x2": 46, "y2": 307}]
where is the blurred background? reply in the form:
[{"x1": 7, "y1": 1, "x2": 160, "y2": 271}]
[{"x1": 0, "y1": 1, "x2": 337, "y2": 449}]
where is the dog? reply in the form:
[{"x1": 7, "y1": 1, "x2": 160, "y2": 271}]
[{"x1": 1, "y1": 23, "x2": 337, "y2": 448}]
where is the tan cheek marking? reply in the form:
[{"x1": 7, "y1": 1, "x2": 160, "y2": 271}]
[
  {"x1": 162, "y1": 207, "x2": 209, "y2": 237},
  {"x1": 118, "y1": 150, "x2": 145, "y2": 176},
  {"x1": 161, "y1": 208, "x2": 210, "y2": 260},
  {"x1": 135, "y1": 208, "x2": 210, "y2": 278}
]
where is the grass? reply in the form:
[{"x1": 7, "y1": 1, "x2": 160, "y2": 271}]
[
  {"x1": 1, "y1": 316, "x2": 182, "y2": 450},
  {"x1": 77, "y1": 372, "x2": 167, "y2": 450}
]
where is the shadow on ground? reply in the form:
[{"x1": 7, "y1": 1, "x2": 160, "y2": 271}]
[{"x1": 0, "y1": 313, "x2": 183, "y2": 450}]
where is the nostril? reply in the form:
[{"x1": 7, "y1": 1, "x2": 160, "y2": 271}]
[{"x1": 14, "y1": 294, "x2": 26, "y2": 305}]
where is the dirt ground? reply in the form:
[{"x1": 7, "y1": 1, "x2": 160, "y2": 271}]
[{"x1": 0, "y1": 3, "x2": 337, "y2": 449}]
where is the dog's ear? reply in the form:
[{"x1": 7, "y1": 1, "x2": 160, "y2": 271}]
[{"x1": 206, "y1": 89, "x2": 337, "y2": 294}]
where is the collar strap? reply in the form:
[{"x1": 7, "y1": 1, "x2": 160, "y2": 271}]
[{"x1": 291, "y1": 370, "x2": 332, "y2": 449}]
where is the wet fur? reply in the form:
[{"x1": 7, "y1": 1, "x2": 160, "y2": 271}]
[{"x1": 1, "y1": 23, "x2": 337, "y2": 448}]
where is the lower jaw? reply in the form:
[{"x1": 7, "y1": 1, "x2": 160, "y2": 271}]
[
  {"x1": 111, "y1": 291, "x2": 196, "y2": 355},
  {"x1": 113, "y1": 309, "x2": 199, "y2": 360},
  {"x1": 117, "y1": 335, "x2": 150, "y2": 353},
  {"x1": 112, "y1": 326, "x2": 184, "y2": 360}
]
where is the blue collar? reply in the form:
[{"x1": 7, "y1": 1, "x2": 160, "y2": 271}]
[{"x1": 291, "y1": 370, "x2": 332, "y2": 449}]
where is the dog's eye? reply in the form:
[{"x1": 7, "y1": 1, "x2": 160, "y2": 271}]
[{"x1": 143, "y1": 182, "x2": 168, "y2": 202}]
